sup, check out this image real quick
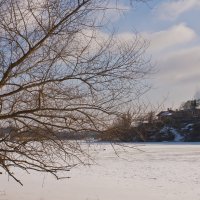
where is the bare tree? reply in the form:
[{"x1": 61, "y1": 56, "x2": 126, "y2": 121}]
[{"x1": 0, "y1": 0, "x2": 151, "y2": 185}]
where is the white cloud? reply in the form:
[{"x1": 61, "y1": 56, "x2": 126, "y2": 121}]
[
  {"x1": 156, "y1": 46, "x2": 200, "y2": 83},
  {"x1": 146, "y1": 45, "x2": 200, "y2": 108},
  {"x1": 115, "y1": 24, "x2": 197, "y2": 54},
  {"x1": 146, "y1": 23, "x2": 197, "y2": 53},
  {"x1": 156, "y1": 0, "x2": 200, "y2": 20},
  {"x1": 92, "y1": 24, "x2": 199, "y2": 108},
  {"x1": 135, "y1": 24, "x2": 200, "y2": 108}
]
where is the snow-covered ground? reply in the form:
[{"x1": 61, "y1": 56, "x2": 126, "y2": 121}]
[{"x1": 1, "y1": 143, "x2": 200, "y2": 200}]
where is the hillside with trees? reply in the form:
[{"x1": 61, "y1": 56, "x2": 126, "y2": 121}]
[{"x1": 98, "y1": 99, "x2": 200, "y2": 142}]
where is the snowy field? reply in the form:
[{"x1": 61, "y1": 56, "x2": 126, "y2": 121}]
[{"x1": 1, "y1": 143, "x2": 200, "y2": 200}]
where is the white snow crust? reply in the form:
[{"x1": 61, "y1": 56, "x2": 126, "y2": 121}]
[{"x1": 1, "y1": 143, "x2": 200, "y2": 200}]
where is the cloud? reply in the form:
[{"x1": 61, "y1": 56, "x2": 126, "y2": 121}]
[
  {"x1": 146, "y1": 23, "x2": 197, "y2": 53},
  {"x1": 93, "y1": 23, "x2": 200, "y2": 108},
  {"x1": 194, "y1": 89, "x2": 200, "y2": 99},
  {"x1": 135, "y1": 24, "x2": 200, "y2": 108},
  {"x1": 146, "y1": 45, "x2": 200, "y2": 108},
  {"x1": 156, "y1": 46, "x2": 200, "y2": 84},
  {"x1": 113, "y1": 24, "x2": 197, "y2": 54},
  {"x1": 156, "y1": 0, "x2": 200, "y2": 20},
  {"x1": 141, "y1": 24, "x2": 198, "y2": 87},
  {"x1": 148, "y1": 44, "x2": 200, "y2": 108}
]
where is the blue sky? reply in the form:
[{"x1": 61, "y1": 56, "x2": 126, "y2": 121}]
[{"x1": 108, "y1": 0, "x2": 200, "y2": 109}]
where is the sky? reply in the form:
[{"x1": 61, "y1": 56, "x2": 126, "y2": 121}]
[{"x1": 107, "y1": 0, "x2": 200, "y2": 109}]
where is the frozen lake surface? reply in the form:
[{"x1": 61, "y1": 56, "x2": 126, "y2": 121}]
[{"x1": 1, "y1": 143, "x2": 200, "y2": 200}]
